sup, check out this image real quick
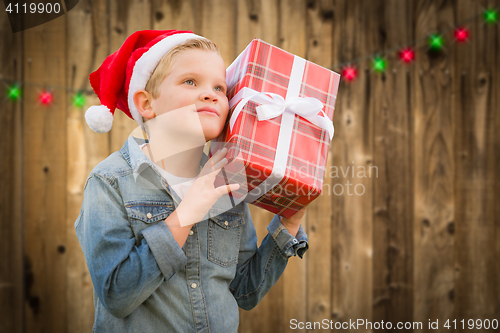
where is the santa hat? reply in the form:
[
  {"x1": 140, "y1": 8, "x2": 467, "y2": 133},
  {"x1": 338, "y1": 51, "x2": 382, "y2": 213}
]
[{"x1": 86, "y1": 29, "x2": 204, "y2": 133}]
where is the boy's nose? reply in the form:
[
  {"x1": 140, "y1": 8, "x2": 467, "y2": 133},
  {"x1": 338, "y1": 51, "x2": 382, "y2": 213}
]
[{"x1": 200, "y1": 89, "x2": 218, "y2": 102}]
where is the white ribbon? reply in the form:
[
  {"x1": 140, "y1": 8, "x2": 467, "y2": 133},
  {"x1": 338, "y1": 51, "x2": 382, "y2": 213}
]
[
  {"x1": 227, "y1": 55, "x2": 334, "y2": 203},
  {"x1": 229, "y1": 89, "x2": 334, "y2": 140}
]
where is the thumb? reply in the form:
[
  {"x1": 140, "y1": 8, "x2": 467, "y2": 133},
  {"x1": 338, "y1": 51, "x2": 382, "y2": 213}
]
[{"x1": 214, "y1": 183, "x2": 240, "y2": 197}]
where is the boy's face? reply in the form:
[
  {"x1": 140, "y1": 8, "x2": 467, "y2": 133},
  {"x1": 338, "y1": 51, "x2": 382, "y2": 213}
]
[{"x1": 150, "y1": 49, "x2": 229, "y2": 142}]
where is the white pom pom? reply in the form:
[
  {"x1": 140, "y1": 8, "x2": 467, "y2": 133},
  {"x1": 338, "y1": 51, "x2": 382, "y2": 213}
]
[{"x1": 85, "y1": 105, "x2": 114, "y2": 133}]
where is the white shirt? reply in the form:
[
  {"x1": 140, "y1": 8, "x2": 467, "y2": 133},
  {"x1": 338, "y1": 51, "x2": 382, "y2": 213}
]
[{"x1": 140, "y1": 143, "x2": 195, "y2": 199}]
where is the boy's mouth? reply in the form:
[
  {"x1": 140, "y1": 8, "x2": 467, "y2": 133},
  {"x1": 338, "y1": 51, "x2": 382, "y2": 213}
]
[{"x1": 197, "y1": 107, "x2": 219, "y2": 117}]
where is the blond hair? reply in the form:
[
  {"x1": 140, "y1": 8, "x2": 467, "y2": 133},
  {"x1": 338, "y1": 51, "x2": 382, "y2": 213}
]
[{"x1": 145, "y1": 38, "x2": 221, "y2": 99}]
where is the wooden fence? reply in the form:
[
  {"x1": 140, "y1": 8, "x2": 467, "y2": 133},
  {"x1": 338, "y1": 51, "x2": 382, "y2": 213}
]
[{"x1": 1, "y1": 0, "x2": 499, "y2": 332}]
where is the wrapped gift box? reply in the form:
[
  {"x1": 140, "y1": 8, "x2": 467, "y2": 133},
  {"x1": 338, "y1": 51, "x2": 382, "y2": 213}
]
[{"x1": 211, "y1": 39, "x2": 340, "y2": 218}]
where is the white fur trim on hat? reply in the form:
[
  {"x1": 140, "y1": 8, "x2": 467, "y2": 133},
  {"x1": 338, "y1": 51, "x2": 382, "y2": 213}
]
[
  {"x1": 85, "y1": 105, "x2": 114, "y2": 133},
  {"x1": 127, "y1": 33, "x2": 205, "y2": 131}
]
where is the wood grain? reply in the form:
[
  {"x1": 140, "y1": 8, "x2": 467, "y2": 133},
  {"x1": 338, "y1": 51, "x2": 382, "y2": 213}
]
[
  {"x1": 152, "y1": 0, "x2": 196, "y2": 31},
  {"x1": 372, "y1": 0, "x2": 414, "y2": 328},
  {"x1": 413, "y1": 0, "x2": 456, "y2": 329},
  {"x1": 453, "y1": 0, "x2": 500, "y2": 325},
  {"x1": 0, "y1": 5, "x2": 24, "y2": 333},
  {"x1": 305, "y1": 0, "x2": 334, "y2": 331},
  {"x1": 65, "y1": 0, "x2": 111, "y2": 331},
  {"x1": 331, "y1": 0, "x2": 374, "y2": 329},
  {"x1": 491, "y1": 0, "x2": 500, "y2": 322},
  {"x1": 236, "y1": 0, "x2": 279, "y2": 53},
  {"x1": 196, "y1": 0, "x2": 237, "y2": 66},
  {"x1": 23, "y1": 15, "x2": 67, "y2": 333}
]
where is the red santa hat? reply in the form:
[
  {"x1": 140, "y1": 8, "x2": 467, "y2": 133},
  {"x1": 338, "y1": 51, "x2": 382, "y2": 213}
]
[{"x1": 86, "y1": 29, "x2": 204, "y2": 133}]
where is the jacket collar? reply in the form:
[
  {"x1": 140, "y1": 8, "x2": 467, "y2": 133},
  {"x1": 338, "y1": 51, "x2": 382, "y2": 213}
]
[
  {"x1": 121, "y1": 136, "x2": 155, "y2": 177},
  {"x1": 121, "y1": 135, "x2": 209, "y2": 181}
]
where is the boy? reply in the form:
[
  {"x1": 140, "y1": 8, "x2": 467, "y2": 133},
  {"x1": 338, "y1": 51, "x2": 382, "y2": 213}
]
[{"x1": 76, "y1": 30, "x2": 308, "y2": 332}]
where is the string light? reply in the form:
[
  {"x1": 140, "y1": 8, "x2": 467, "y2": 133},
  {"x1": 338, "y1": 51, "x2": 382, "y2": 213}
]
[
  {"x1": 7, "y1": 84, "x2": 21, "y2": 101},
  {"x1": 39, "y1": 90, "x2": 53, "y2": 106},
  {"x1": 0, "y1": 10, "x2": 496, "y2": 90},
  {"x1": 428, "y1": 34, "x2": 445, "y2": 51},
  {"x1": 398, "y1": 47, "x2": 415, "y2": 63},
  {"x1": 342, "y1": 65, "x2": 358, "y2": 81},
  {"x1": 484, "y1": 9, "x2": 498, "y2": 24},
  {"x1": 372, "y1": 56, "x2": 387, "y2": 73},
  {"x1": 454, "y1": 27, "x2": 470, "y2": 42},
  {"x1": 72, "y1": 92, "x2": 85, "y2": 108}
]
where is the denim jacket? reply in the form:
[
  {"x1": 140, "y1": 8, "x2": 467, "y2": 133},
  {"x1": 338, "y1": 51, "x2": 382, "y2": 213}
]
[{"x1": 75, "y1": 136, "x2": 308, "y2": 333}]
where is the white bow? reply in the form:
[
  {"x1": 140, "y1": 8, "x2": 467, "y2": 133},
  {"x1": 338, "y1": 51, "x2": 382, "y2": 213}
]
[{"x1": 229, "y1": 88, "x2": 334, "y2": 140}]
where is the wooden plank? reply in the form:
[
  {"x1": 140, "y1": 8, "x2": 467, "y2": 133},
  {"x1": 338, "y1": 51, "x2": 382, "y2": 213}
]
[
  {"x1": 493, "y1": 0, "x2": 500, "y2": 321},
  {"x1": 23, "y1": 15, "x2": 67, "y2": 333},
  {"x1": 413, "y1": 0, "x2": 456, "y2": 328},
  {"x1": 372, "y1": 0, "x2": 414, "y2": 327},
  {"x1": 331, "y1": 0, "x2": 373, "y2": 329},
  {"x1": 0, "y1": 5, "x2": 24, "y2": 333},
  {"x1": 305, "y1": 0, "x2": 334, "y2": 331},
  {"x1": 279, "y1": 1, "x2": 308, "y2": 332},
  {"x1": 109, "y1": 0, "x2": 153, "y2": 152},
  {"x1": 65, "y1": 0, "x2": 111, "y2": 332},
  {"x1": 491, "y1": 0, "x2": 500, "y2": 321},
  {"x1": 234, "y1": 1, "x2": 282, "y2": 332},
  {"x1": 151, "y1": 0, "x2": 196, "y2": 31},
  {"x1": 196, "y1": 0, "x2": 237, "y2": 65},
  {"x1": 453, "y1": 0, "x2": 500, "y2": 323},
  {"x1": 236, "y1": 0, "x2": 279, "y2": 53}
]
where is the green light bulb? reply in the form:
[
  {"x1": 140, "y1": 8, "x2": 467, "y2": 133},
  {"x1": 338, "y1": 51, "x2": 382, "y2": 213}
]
[
  {"x1": 484, "y1": 9, "x2": 498, "y2": 24},
  {"x1": 428, "y1": 34, "x2": 444, "y2": 51},
  {"x1": 72, "y1": 92, "x2": 85, "y2": 108},
  {"x1": 372, "y1": 56, "x2": 387, "y2": 73},
  {"x1": 7, "y1": 84, "x2": 21, "y2": 101}
]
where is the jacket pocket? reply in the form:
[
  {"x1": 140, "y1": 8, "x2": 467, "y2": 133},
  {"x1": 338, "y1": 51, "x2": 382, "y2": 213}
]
[
  {"x1": 125, "y1": 201, "x2": 174, "y2": 242},
  {"x1": 208, "y1": 212, "x2": 245, "y2": 267}
]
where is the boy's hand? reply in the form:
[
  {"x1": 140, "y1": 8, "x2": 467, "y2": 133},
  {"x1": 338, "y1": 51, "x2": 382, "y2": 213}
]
[
  {"x1": 174, "y1": 147, "x2": 240, "y2": 227},
  {"x1": 279, "y1": 205, "x2": 308, "y2": 237}
]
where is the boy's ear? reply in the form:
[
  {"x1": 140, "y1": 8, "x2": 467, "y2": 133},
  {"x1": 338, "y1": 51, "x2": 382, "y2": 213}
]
[{"x1": 133, "y1": 89, "x2": 155, "y2": 120}]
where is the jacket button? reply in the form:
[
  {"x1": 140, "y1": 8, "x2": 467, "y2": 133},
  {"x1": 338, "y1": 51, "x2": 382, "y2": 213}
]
[
  {"x1": 191, "y1": 283, "x2": 197, "y2": 289},
  {"x1": 146, "y1": 213, "x2": 152, "y2": 219},
  {"x1": 188, "y1": 230, "x2": 194, "y2": 236},
  {"x1": 224, "y1": 221, "x2": 229, "y2": 226}
]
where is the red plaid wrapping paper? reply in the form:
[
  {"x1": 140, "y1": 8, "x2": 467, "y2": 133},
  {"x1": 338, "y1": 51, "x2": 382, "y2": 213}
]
[{"x1": 211, "y1": 39, "x2": 340, "y2": 218}]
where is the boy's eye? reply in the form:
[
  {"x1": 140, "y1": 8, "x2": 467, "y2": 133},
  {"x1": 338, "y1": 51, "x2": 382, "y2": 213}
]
[
  {"x1": 214, "y1": 86, "x2": 223, "y2": 92},
  {"x1": 184, "y1": 79, "x2": 194, "y2": 85}
]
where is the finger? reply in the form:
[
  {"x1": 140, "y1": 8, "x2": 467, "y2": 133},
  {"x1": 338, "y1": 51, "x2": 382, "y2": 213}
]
[
  {"x1": 201, "y1": 157, "x2": 228, "y2": 177},
  {"x1": 211, "y1": 156, "x2": 229, "y2": 171},
  {"x1": 297, "y1": 205, "x2": 308, "y2": 213},
  {"x1": 207, "y1": 147, "x2": 228, "y2": 168},
  {"x1": 214, "y1": 183, "x2": 240, "y2": 197},
  {"x1": 201, "y1": 148, "x2": 227, "y2": 174},
  {"x1": 282, "y1": 206, "x2": 307, "y2": 222}
]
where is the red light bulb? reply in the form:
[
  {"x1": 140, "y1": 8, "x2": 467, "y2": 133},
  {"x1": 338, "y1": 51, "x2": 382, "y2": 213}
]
[
  {"x1": 39, "y1": 91, "x2": 53, "y2": 105},
  {"x1": 454, "y1": 27, "x2": 469, "y2": 42},
  {"x1": 398, "y1": 47, "x2": 415, "y2": 63},
  {"x1": 342, "y1": 66, "x2": 358, "y2": 81}
]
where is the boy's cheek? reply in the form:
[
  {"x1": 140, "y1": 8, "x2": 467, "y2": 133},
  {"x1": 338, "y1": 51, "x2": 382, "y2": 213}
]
[
  {"x1": 220, "y1": 101, "x2": 230, "y2": 118},
  {"x1": 220, "y1": 110, "x2": 230, "y2": 130}
]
